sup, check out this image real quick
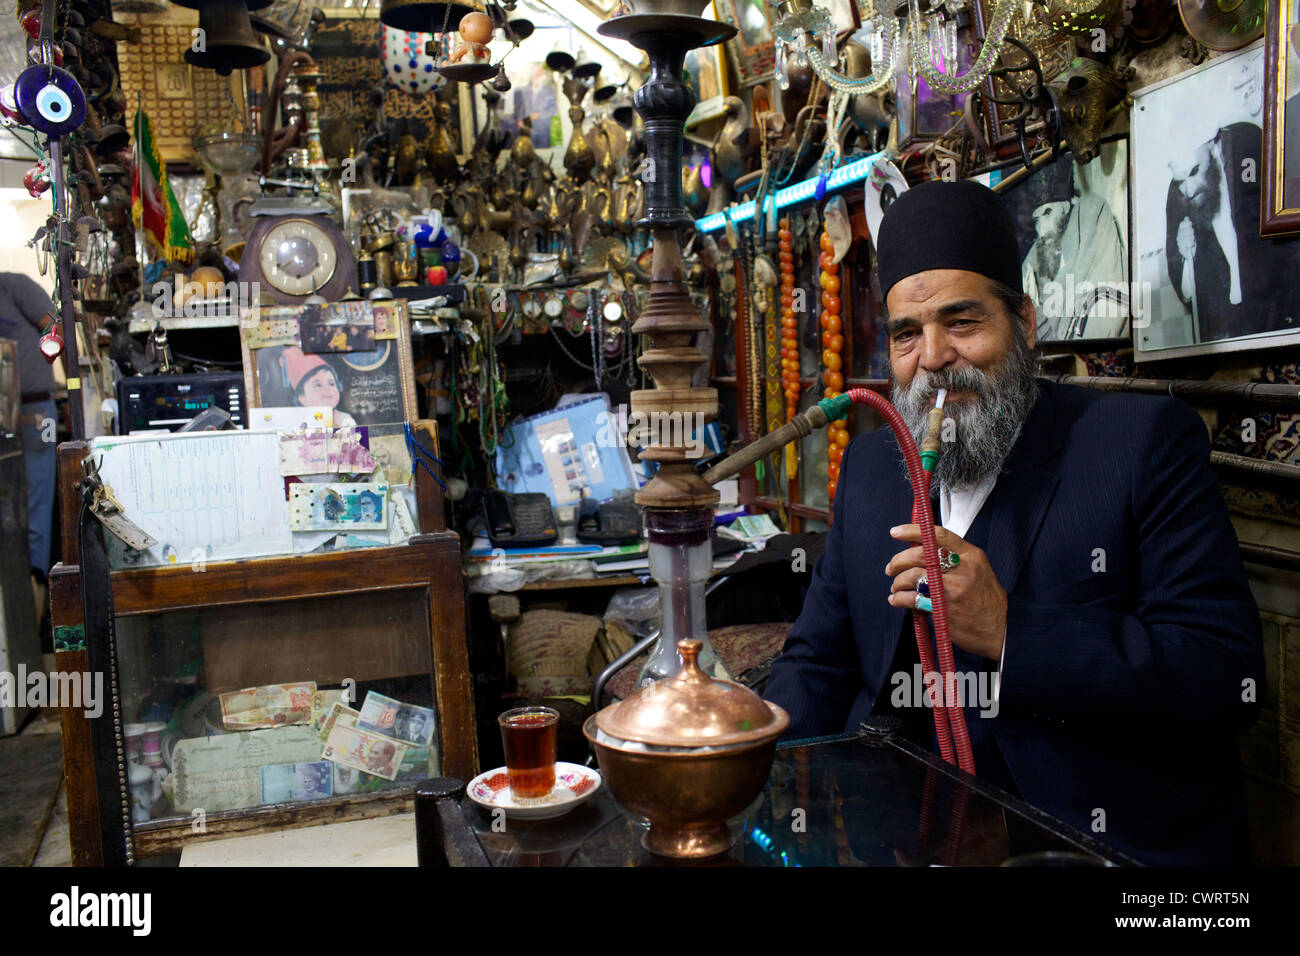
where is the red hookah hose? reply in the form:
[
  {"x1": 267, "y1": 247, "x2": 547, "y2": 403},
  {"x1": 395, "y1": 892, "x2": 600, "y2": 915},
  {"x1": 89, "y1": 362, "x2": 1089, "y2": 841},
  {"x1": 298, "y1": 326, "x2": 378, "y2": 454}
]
[
  {"x1": 845, "y1": 388, "x2": 975, "y2": 775},
  {"x1": 911, "y1": 471, "x2": 955, "y2": 764}
]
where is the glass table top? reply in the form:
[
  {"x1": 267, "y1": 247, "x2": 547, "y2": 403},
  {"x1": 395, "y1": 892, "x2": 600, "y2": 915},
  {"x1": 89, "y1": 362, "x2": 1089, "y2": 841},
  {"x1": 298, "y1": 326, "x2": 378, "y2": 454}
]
[{"x1": 451, "y1": 731, "x2": 1133, "y2": 867}]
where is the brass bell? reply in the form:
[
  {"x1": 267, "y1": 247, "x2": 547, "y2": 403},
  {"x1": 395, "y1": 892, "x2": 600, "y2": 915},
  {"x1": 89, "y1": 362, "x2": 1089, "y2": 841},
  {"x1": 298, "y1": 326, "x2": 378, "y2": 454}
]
[
  {"x1": 381, "y1": 0, "x2": 482, "y2": 31},
  {"x1": 183, "y1": 2, "x2": 270, "y2": 76}
]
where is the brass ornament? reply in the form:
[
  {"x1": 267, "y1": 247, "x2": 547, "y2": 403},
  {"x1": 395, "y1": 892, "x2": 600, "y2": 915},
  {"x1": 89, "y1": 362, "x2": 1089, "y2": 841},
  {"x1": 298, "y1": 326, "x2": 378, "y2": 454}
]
[
  {"x1": 1047, "y1": 57, "x2": 1130, "y2": 164},
  {"x1": 564, "y1": 105, "x2": 597, "y2": 184},
  {"x1": 424, "y1": 101, "x2": 461, "y2": 183}
]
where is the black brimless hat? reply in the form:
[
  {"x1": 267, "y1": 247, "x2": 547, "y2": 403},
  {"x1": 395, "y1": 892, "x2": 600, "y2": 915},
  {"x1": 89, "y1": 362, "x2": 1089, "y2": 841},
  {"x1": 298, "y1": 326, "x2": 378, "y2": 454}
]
[{"x1": 876, "y1": 179, "x2": 1023, "y2": 299}]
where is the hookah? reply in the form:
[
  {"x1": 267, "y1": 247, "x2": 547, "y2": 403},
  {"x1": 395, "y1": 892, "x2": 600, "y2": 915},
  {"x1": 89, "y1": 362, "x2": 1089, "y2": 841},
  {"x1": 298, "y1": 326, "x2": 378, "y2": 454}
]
[
  {"x1": 595, "y1": 0, "x2": 972, "y2": 772},
  {"x1": 700, "y1": 388, "x2": 975, "y2": 774},
  {"x1": 596, "y1": 1, "x2": 740, "y2": 684}
]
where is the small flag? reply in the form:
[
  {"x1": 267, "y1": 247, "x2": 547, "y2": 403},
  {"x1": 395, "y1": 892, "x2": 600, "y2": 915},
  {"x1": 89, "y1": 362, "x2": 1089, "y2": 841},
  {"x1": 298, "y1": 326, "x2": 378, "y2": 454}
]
[{"x1": 130, "y1": 110, "x2": 193, "y2": 265}]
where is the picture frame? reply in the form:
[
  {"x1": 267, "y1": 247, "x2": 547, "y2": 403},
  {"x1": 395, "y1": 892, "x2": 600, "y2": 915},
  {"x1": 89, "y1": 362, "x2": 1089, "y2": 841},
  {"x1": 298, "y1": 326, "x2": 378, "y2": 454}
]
[
  {"x1": 241, "y1": 299, "x2": 418, "y2": 427},
  {"x1": 683, "y1": 18, "x2": 733, "y2": 146},
  {"x1": 1263, "y1": 0, "x2": 1300, "y2": 235},
  {"x1": 998, "y1": 136, "x2": 1132, "y2": 345},
  {"x1": 717, "y1": 0, "x2": 776, "y2": 88},
  {"x1": 684, "y1": 41, "x2": 730, "y2": 107},
  {"x1": 1131, "y1": 42, "x2": 1300, "y2": 360},
  {"x1": 897, "y1": 21, "x2": 975, "y2": 150}
]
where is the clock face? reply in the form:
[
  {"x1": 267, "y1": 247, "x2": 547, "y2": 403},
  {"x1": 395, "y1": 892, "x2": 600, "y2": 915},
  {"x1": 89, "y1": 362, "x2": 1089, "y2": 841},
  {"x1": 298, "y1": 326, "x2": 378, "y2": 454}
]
[{"x1": 258, "y1": 218, "x2": 338, "y2": 296}]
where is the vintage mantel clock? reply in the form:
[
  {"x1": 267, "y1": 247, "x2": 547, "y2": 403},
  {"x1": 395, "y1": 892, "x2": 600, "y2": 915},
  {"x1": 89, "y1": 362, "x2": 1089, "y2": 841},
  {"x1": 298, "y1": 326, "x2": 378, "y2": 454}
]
[{"x1": 238, "y1": 198, "x2": 357, "y2": 304}]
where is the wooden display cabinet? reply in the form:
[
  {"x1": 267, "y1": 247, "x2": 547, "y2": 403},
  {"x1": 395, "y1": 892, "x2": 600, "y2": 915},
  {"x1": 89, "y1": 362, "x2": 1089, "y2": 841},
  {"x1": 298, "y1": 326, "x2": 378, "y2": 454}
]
[{"x1": 52, "y1": 422, "x2": 477, "y2": 865}]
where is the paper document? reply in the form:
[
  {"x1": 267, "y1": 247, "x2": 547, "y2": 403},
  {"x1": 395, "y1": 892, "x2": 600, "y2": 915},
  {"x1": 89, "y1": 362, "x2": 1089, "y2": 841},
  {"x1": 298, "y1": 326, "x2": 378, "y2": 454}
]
[{"x1": 91, "y1": 430, "x2": 293, "y2": 569}]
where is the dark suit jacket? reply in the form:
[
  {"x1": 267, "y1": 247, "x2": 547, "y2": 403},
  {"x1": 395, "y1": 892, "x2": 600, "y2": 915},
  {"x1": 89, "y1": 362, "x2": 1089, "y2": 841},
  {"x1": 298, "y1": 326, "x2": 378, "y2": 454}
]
[{"x1": 765, "y1": 381, "x2": 1263, "y2": 865}]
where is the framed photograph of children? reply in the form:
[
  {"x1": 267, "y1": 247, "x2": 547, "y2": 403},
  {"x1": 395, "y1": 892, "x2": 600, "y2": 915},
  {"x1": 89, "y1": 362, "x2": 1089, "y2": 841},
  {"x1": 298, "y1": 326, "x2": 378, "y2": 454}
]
[
  {"x1": 1131, "y1": 41, "x2": 1300, "y2": 360},
  {"x1": 999, "y1": 138, "x2": 1132, "y2": 345},
  {"x1": 1263, "y1": 0, "x2": 1300, "y2": 235},
  {"x1": 241, "y1": 300, "x2": 417, "y2": 427}
]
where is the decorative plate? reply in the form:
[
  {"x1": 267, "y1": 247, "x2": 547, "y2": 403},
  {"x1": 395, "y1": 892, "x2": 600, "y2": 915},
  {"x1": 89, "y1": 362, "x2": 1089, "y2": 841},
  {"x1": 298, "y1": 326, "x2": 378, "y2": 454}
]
[{"x1": 466, "y1": 762, "x2": 602, "y2": 820}]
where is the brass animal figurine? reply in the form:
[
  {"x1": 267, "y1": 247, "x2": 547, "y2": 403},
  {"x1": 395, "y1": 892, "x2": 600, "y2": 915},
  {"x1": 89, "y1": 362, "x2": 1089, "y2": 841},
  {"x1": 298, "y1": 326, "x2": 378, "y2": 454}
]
[{"x1": 1048, "y1": 57, "x2": 1131, "y2": 165}]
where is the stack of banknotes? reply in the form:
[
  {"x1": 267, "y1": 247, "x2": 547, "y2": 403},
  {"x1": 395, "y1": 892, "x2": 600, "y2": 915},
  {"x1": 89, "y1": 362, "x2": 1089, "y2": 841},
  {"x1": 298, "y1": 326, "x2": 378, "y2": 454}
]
[{"x1": 173, "y1": 683, "x2": 438, "y2": 812}]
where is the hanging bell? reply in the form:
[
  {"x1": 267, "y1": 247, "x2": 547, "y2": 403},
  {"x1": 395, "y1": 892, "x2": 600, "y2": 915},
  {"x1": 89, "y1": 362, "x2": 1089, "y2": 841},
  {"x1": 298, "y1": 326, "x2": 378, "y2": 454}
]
[
  {"x1": 381, "y1": 0, "x2": 483, "y2": 32},
  {"x1": 183, "y1": 2, "x2": 270, "y2": 76},
  {"x1": 504, "y1": 18, "x2": 534, "y2": 43},
  {"x1": 546, "y1": 50, "x2": 575, "y2": 73},
  {"x1": 492, "y1": 65, "x2": 511, "y2": 92}
]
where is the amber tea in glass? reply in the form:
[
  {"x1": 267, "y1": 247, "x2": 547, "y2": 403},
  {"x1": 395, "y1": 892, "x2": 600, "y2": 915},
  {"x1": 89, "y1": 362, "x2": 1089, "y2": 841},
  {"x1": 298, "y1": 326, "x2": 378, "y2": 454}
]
[{"x1": 499, "y1": 707, "x2": 559, "y2": 798}]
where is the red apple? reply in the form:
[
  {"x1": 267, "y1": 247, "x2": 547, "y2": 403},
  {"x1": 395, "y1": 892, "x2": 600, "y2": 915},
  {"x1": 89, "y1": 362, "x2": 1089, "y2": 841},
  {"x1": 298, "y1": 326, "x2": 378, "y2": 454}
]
[{"x1": 425, "y1": 265, "x2": 448, "y2": 286}]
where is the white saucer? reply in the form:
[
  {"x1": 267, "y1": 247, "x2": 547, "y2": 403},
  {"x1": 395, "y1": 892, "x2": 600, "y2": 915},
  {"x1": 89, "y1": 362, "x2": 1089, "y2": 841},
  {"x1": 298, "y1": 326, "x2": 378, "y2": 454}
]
[{"x1": 466, "y1": 762, "x2": 602, "y2": 820}]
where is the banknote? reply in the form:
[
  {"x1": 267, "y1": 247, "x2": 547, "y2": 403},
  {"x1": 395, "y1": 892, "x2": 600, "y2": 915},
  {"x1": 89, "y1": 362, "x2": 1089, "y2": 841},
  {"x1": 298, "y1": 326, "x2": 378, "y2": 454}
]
[
  {"x1": 357, "y1": 691, "x2": 436, "y2": 748},
  {"x1": 171, "y1": 726, "x2": 322, "y2": 813},
  {"x1": 321, "y1": 722, "x2": 408, "y2": 781},
  {"x1": 278, "y1": 430, "x2": 330, "y2": 476},
  {"x1": 364, "y1": 426, "x2": 413, "y2": 487},
  {"x1": 288, "y1": 482, "x2": 388, "y2": 531},
  {"x1": 350, "y1": 745, "x2": 434, "y2": 792},
  {"x1": 259, "y1": 760, "x2": 335, "y2": 803},
  {"x1": 328, "y1": 428, "x2": 376, "y2": 473},
  {"x1": 316, "y1": 701, "x2": 359, "y2": 743},
  {"x1": 219, "y1": 682, "x2": 315, "y2": 730},
  {"x1": 242, "y1": 308, "x2": 302, "y2": 348},
  {"x1": 332, "y1": 762, "x2": 363, "y2": 795},
  {"x1": 309, "y1": 690, "x2": 346, "y2": 735},
  {"x1": 393, "y1": 745, "x2": 433, "y2": 781}
]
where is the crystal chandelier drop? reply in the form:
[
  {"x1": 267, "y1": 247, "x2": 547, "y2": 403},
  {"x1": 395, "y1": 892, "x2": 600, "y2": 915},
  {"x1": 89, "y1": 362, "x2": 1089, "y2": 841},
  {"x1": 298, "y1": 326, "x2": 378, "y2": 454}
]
[
  {"x1": 772, "y1": 1, "x2": 899, "y2": 94},
  {"x1": 771, "y1": 0, "x2": 1021, "y2": 98}
]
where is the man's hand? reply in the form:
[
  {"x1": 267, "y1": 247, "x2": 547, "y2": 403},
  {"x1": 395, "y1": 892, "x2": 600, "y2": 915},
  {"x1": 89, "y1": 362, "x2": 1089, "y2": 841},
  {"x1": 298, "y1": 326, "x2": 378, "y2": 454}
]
[{"x1": 885, "y1": 524, "x2": 1006, "y2": 662}]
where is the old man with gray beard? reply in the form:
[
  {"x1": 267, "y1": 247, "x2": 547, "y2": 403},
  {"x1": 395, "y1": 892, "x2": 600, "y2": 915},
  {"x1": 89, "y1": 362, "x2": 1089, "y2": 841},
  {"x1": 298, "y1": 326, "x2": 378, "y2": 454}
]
[{"x1": 764, "y1": 180, "x2": 1262, "y2": 866}]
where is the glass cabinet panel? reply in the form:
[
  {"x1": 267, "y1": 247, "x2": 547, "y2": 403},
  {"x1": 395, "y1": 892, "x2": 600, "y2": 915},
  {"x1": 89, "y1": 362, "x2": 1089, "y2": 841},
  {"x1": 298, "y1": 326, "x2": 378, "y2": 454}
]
[{"x1": 114, "y1": 590, "x2": 439, "y2": 825}]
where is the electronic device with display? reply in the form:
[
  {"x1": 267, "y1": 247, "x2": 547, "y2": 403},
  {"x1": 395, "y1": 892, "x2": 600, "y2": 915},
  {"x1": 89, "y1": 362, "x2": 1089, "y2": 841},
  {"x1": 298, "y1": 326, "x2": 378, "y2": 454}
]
[{"x1": 115, "y1": 372, "x2": 246, "y2": 434}]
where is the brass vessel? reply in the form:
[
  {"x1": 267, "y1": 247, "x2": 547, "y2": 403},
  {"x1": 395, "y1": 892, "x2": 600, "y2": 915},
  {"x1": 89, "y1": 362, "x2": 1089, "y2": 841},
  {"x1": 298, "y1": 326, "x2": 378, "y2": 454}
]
[
  {"x1": 564, "y1": 106, "x2": 596, "y2": 184},
  {"x1": 425, "y1": 102, "x2": 461, "y2": 184},
  {"x1": 394, "y1": 240, "x2": 421, "y2": 286},
  {"x1": 584, "y1": 639, "x2": 789, "y2": 859}
]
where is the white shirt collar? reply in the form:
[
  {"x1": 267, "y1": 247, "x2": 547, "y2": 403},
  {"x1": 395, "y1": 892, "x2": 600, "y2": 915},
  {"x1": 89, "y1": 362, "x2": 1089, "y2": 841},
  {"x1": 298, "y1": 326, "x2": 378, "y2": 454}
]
[{"x1": 938, "y1": 473, "x2": 998, "y2": 539}]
